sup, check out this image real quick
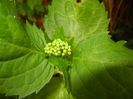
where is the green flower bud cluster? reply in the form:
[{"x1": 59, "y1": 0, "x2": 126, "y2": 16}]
[{"x1": 44, "y1": 39, "x2": 71, "y2": 57}]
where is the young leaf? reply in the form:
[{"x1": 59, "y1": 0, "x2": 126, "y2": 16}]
[{"x1": 45, "y1": 0, "x2": 108, "y2": 44}]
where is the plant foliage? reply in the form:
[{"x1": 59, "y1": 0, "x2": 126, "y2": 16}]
[{"x1": 0, "y1": 0, "x2": 133, "y2": 99}]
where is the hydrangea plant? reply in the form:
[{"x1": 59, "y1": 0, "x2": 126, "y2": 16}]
[{"x1": 0, "y1": 0, "x2": 133, "y2": 99}]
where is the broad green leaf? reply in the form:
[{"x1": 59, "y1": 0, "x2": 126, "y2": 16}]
[
  {"x1": 70, "y1": 33, "x2": 133, "y2": 99},
  {"x1": 0, "y1": 4, "x2": 30, "y2": 61},
  {"x1": 0, "y1": 1, "x2": 54, "y2": 98},
  {"x1": 25, "y1": 77, "x2": 75, "y2": 99},
  {"x1": 45, "y1": 0, "x2": 133, "y2": 99},
  {"x1": 45, "y1": 0, "x2": 108, "y2": 44},
  {"x1": 0, "y1": 52, "x2": 54, "y2": 98}
]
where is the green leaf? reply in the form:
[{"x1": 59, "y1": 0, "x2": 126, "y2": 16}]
[
  {"x1": 0, "y1": 6, "x2": 30, "y2": 61},
  {"x1": 45, "y1": 0, "x2": 133, "y2": 99},
  {"x1": 0, "y1": 52, "x2": 54, "y2": 98},
  {"x1": 45, "y1": 0, "x2": 108, "y2": 44},
  {"x1": 70, "y1": 33, "x2": 133, "y2": 99},
  {"x1": 0, "y1": 0, "x2": 16, "y2": 16},
  {"x1": 25, "y1": 23, "x2": 47, "y2": 52},
  {"x1": 49, "y1": 57, "x2": 71, "y2": 92},
  {"x1": 0, "y1": 1, "x2": 54, "y2": 98},
  {"x1": 25, "y1": 76, "x2": 75, "y2": 99}
]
